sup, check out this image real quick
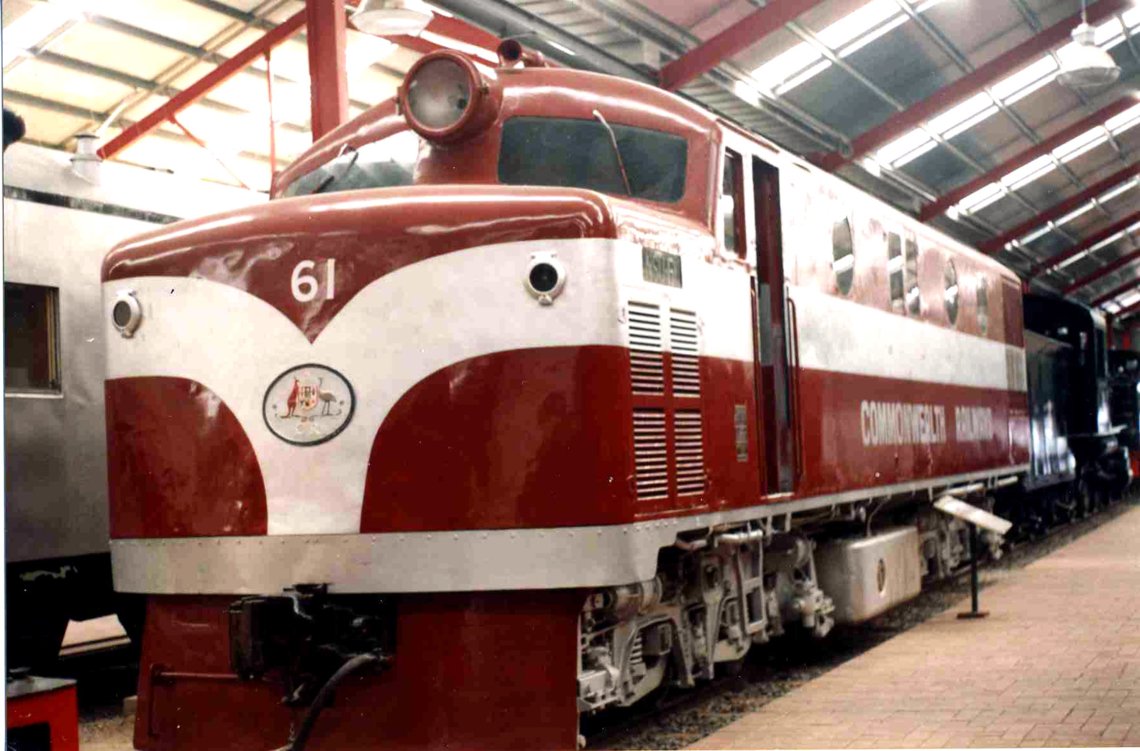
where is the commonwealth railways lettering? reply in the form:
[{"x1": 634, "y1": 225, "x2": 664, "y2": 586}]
[
  {"x1": 860, "y1": 401, "x2": 947, "y2": 447},
  {"x1": 860, "y1": 401, "x2": 997, "y2": 447}
]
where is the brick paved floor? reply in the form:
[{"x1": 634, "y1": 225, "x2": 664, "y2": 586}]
[{"x1": 689, "y1": 505, "x2": 1140, "y2": 749}]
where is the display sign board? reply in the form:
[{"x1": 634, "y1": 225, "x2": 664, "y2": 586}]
[{"x1": 933, "y1": 496, "x2": 1012, "y2": 535}]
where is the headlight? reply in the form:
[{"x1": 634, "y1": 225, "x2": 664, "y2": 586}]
[
  {"x1": 399, "y1": 51, "x2": 498, "y2": 142},
  {"x1": 112, "y1": 290, "x2": 142, "y2": 337},
  {"x1": 525, "y1": 253, "x2": 566, "y2": 305}
]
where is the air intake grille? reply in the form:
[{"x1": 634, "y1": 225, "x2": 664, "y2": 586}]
[
  {"x1": 633, "y1": 408, "x2": 668, "y2": 500},
  {"x1": 670, "y1": 308, "x2": 700, "y2": 397},
  {"x1": 675, "y1": 410, "x2": 705, "y2": 495},
  {"x1": 628, "y1": 302, "x2": 664, "y2": 395}
]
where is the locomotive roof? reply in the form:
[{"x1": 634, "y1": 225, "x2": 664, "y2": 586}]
[{"x1": 273, "y1": 63, "x2": 720, "y2": 200}]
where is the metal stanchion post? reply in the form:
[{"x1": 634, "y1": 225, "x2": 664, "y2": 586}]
[{"x1": 957, "y1": 523, "x2": 988, "y2": 620}]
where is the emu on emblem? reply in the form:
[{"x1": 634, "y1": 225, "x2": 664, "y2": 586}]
[{"x1": 263, "y1": 364, "x2": 355, "y2": 446}]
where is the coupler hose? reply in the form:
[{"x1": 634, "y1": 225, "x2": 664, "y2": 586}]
[{"x1": 288, "y1": 652, "x2": 387, "y2": 751}]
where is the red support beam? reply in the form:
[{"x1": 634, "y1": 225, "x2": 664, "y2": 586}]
[
  {"x1": 1091, "y1": 276, "x2": 1140, "y2": 307},
  {"x1": 919, "y1": 98, "x2": 1139, "y2": 222},
  {"x1": 98, "y1": 9, "x2": 306, "y2": 160},
  {"x1": 813, "y1": 0, "x2": 1135, "y2": 172},
  {"x1": 1028, "y1": 208, "x2": 1140, "y2": 279},
  {"x1": 1062, "y1": 247, "x2": 1140, "y2": 295},
  {"x1": 979, "y1": 162, "x2": 1140, "y2": 254},
  {"x1": 657, "y1": 0, "x2": 826, "y2": 91},
  {"x1": 306, "y1": 0, "x2": 348, "y2": 142}
]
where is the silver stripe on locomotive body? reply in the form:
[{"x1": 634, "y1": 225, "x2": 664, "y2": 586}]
[
  {"x1": 789, "y1": 285, "x2": 1027, "y2": 393},
  {"x1": 111, "y1": 466, "x2": 1027, "y2": 595}
]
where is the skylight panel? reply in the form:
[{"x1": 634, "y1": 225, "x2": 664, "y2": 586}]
[
  {"x1": 1018, "y1": 224, "x2": 1054, "y2": 245},
  {"x1": 1001, "y1": 155, "x2": 1054, "y2": 187},
  {"x1": 752, "y1": 44, "x2": 823, "y2": 92},
  {"x1": 775, "y1": 60, "x2": 832, "y2": 95},
  {"x1": 1054, "y1": 126, "x2": 1106, "y2": 159},
  {"x1": 1056, "y1": 203, "x2": 1095, "y2": 227},
  {"x1": 927, "y1": 92, "x2": 994, "y2": 135},
  {"x1": 837, "y1": 14, "x2": 908, "y2": 57},
  {"x1": 750, "y1": 0, "x2": 939, "y2": 96},
  {"x1": 875, "y1": 128, "x2": 932, "y2": 165},
  {"x1": 1118, "y1": 291, "x2": 1140, "y2": 308},
  {"x1": 958, "y1": 183, "x2": 1004, "y2": 213},
  {"x1": 891, "y1": 138, "x2": 938, "y2": 168},
  {"x1": 1105, "y1": 103, "x2": 1140, "y2": 133},
  {"x1": 1099, "y1": 178, "x2": 1140, "y2": 204},
  {"x1": 3, "y1": 3, "x2": 77, "y2": 66},
  {"x1": 818, "y1": 0, "x2": 899, "y2": 50}
]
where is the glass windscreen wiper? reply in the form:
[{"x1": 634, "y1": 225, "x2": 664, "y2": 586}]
[
  {"x1": 312, "y1": 144, "x2": 360, "y2": 195},
  {"x1": 592, "y1": 109, "x2": 632, "y2": 196}
]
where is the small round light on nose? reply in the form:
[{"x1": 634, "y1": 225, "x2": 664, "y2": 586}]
[
  {"x1": 112, "y1": 291, "x2": 142, "y2": 337},
  {"x1": 524, "y1": 253, "x2": 566, "y2": 305},
  {"x1": 529, "y1": 263, "x2": 559, "y2": 294}
]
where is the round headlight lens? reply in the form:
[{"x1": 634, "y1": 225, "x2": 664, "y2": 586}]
[
  {"x1": 406, "y1": 57, "x2": 473, "y2": 131},
  {"x1": 529, "y1": 263, "x2": 559, "y2": 294},
  {"x1": 112, "y1": 300, "x2": 133, "y2": 328},
  {"x1": 111, "y1": 291, "x2": 142, "y2": 337}
]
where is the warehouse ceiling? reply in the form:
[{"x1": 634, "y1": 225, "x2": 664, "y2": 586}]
[{"x1": 5, "y1": 0, "x2": 1140, "y2": 316}]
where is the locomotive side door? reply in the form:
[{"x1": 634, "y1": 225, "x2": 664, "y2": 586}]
[{"x1": 749, "y1": 156, "x2": 796, "y2": 494}]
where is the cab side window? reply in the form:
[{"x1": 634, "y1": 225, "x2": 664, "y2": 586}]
[{"x1": 721, "y1": 149, "x2": 745, "y2": 258}]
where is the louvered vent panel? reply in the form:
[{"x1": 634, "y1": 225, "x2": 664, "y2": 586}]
[
  {"x1": 674, "y1": 410, "x2": 705, "y2": 496},
  {"x1": 633, "y1": 408, "x2": 668, "y2": 501},
  {"x1": 670, "y1": 308, "x2": 700, "y2": 397},
  {"x1": 628, "y1": 302, "x2": 664, "y2": 394}
]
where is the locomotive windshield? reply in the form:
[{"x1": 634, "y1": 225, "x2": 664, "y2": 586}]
[
  {"x1": 282, "y1": 116, "x2": 688, "y2": 203},
  {"x1": 282, "y1": 131, "x2": 420, "y2": 198},
  {"x1": 499, "y1": 117, "x2": 687, "y2": 202}
]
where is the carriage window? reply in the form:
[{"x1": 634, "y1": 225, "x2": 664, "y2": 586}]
[
  {"x1": 904, "y1": 236, "x2": 920, "y2": 315},
  {"x1": 832, "y1": 217, "x2": 855, "y2": 295},
  {"x1": 282, "y1": 130, "x2": 421, "y2": 197},
  {"x1": 499, "y1": 117, "x2": 687, "y2": 203},
  {"x1": 976, "y1": 277, "x2": 989, "y2": 334},
  {"x1": 721, "y1": 150, "x2": 744, "y2": 257},
  {"x1": 944, "y1": 259, "x2": 959, "y2": 325},
  {"x1": 5, "y1": 283, "x2": 61, "y2": 393},
  {"x1": 887, "y1": 232, "x2": 903, "y2": 310}
]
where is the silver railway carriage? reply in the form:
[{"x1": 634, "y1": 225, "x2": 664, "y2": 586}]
[{"x1": 3, "y1": 141, "x2": 262, "y2": 667}]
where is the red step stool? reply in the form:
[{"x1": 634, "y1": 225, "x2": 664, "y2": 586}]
[{"x1": 6, "y1": 675, "x2": 78, "y2": 751}]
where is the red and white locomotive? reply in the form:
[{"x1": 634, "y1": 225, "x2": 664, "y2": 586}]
[{"x1": 103, "y1": 43, "x2": 1029, "y2": 750}]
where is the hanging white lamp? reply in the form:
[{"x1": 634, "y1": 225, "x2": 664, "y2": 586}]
[
  {"x1": 1057, "y1": 0, "x2": 1120, "y2": 90},
  {"x1": 352, "y1": 0, "x2": 433, "y2": 37}
]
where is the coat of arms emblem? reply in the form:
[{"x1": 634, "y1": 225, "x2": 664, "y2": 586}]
[{"x1": 263, "y1": 364, "x2": 354, "y2": 445}]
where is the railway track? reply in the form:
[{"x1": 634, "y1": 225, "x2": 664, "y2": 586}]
[{"x1": 583, "y1": 494, "x2": 1140, "y2": 750}]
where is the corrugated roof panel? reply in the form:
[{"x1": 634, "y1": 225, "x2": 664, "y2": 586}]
[
  {"x1": 96, "y1": 0, "x2": 234, "y2": 48},
  {"x1": 5, "y1": 58, "x2": 134, "y2": 113},
  {"x1": 46, "y1": 22, "x2": 186, "y2": 80}
]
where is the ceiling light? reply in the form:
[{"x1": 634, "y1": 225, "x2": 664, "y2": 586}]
[
  {"x1": 352, "y1": 0, "x2": 433, "y2": 37},
  {"x1": 1058, "y1": 2, "x2": 1120, "y2": 92}
]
